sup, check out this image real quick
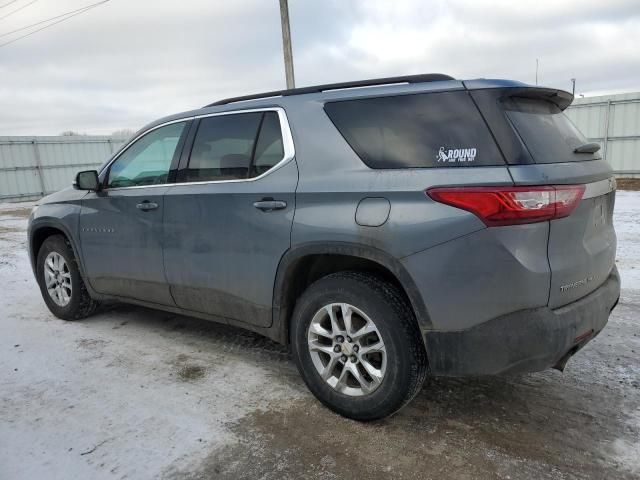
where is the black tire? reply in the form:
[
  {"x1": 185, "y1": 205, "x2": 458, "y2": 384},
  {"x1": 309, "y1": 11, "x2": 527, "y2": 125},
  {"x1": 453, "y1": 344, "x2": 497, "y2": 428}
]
[
  {"x1": 290, "y1": 271, "x2": 428, "y2": 421},
  {"x1": 36, "y1": 234, "x2": 98, "y2": 320}
]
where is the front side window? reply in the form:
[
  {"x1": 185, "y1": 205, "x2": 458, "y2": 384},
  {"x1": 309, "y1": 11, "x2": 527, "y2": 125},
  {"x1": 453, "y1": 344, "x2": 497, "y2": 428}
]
[
  {"x1": 107, "y1": 122, "x2": 187, "y2": 188},
  {"x1": 182, "y1": 111, "x2": 285, "y2": 182}
]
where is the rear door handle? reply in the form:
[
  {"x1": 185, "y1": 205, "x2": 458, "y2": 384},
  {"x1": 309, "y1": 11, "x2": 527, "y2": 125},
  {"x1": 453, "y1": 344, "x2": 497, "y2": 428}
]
[
  {"x1": 136, "y1": 201, "x2": 159, "y2": 211},
  {"x1": 253, "y1": 200, "x2": 287, "y2": 211}
]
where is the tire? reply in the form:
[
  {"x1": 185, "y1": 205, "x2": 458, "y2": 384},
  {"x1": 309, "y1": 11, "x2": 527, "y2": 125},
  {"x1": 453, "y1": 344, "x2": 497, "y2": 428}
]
[
  {"x1": 36, "y1": 234, "x2": 98, "y2": 320},
  {"x1": 290, "y1": 271, "x2": 428, "y2": 421}
]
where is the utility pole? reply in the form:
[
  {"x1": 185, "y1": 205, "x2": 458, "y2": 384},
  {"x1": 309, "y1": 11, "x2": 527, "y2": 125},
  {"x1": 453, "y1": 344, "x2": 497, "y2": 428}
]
[
  {"x1": 279, "y1": 0, "x2": 295, "y2": 89},
  {"x1": 571, "y1": 78, "x2": 576, "y2": 96},
  {"x1": 535, "y1": 58, "x2": 539, "y2": 85}
]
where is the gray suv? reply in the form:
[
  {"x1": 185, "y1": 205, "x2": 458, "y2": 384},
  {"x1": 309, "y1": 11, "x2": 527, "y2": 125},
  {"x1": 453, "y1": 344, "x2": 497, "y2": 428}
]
[{"x1": 28, "y1": 74, "x2": 620, "y2": 420}]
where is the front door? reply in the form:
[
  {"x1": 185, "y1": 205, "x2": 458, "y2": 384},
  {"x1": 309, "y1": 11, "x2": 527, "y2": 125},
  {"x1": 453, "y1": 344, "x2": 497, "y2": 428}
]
[
  {"x1": 163, "y1": 109, "x2": 297, "y2": 327},
  {"x1": 79, "y1": 120, "x2": 190, "y2": 305}
]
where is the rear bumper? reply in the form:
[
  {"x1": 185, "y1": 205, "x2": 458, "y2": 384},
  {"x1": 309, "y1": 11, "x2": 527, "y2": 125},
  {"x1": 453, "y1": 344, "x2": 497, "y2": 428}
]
[{"x1": 424, "y1": 267, "x2": 620, "y2": 376}]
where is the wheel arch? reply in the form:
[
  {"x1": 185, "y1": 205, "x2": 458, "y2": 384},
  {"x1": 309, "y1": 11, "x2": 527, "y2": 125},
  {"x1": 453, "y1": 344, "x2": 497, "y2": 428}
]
[
  {"x1": 272, "y1": 242, "x2": 432, "y2": 344},
  {"x1": 29, "y1": 220, "x2": 87, "y2": 282}
]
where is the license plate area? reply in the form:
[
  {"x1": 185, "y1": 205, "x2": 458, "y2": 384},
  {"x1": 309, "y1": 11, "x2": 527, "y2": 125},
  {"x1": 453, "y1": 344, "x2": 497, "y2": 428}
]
[{"x1": 593, "y1": 196, "x2": 607, "y2": 229}]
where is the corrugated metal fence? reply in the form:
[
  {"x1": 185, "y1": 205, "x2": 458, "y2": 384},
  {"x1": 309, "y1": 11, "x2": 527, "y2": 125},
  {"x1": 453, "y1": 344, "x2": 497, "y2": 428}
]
[
  {"x1": 566, "y1": 91, "x2": 640, "y2": 177},
  {"x1": 1, "y1": 94, "x2": 639, "y2": 201},
  {"x1": 0, "y1": 136, "x2": 127, "y2": 201}
]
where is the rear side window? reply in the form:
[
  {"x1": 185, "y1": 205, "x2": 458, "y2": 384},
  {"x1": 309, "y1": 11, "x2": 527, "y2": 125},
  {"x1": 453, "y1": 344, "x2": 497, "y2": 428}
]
[
  {"x1": 503, "y1": 97, "x2": 599, "y2": 163},
  {"x1": 324, "y1": 91, "x2": 504, "y2": 168}
]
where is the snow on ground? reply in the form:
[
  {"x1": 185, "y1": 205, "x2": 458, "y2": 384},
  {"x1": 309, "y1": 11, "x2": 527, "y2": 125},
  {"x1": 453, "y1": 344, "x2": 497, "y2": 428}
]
[
  {"x1": 614, "y1": 191, "x2": 640, "y2": 293},
  {"x1": 608, "y1": 191, "x2": 640, "y2": 471},
  {"x1": 0, "y1": 192, "x2": 639, "y2": 480},
  {"x1": 0, "y1": 204, "x2": 304, "y2": 479}
]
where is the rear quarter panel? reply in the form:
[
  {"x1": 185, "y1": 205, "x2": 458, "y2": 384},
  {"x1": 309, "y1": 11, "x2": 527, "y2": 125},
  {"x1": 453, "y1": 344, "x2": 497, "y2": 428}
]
[
  {"x1": 401, "y1": 224, "x2": 551, "y2": 331},
  {"x1": 286, "y1": 98, "x2": 513, "y2": 258},
  {"x1": 285, "y1": 97, "x2": 552, "y2": 332}
]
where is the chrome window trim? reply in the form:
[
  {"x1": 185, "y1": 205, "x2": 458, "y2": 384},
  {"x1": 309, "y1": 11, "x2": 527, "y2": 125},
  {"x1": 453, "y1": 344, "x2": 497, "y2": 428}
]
[
  {"x1": 103, "y1": 107, "x2": 295, "y2": 191},
  {"x1": 582, "y1": 177, "x2": 616, "y2": 199}
]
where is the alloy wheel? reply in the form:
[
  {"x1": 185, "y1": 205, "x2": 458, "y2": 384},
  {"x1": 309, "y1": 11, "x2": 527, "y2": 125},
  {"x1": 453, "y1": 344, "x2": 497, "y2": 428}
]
[
  {"x1": 307, "y1": 303, "x2": 387, "y2": 396},
  {"x1": 44, "y1": 251, "x2": 72, "y2": 307}
]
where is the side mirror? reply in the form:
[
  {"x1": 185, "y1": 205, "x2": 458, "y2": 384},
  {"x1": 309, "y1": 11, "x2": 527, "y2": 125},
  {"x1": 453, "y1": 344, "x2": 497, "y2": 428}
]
[{"x1": 74, "y1": 170, "x2": 100, "y2": 191}]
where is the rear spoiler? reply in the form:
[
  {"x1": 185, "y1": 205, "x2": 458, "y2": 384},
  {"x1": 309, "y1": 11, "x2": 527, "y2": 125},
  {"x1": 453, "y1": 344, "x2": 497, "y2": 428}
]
[
  {"x1": 497, "y1": 87, "x2": 574, "y2": 111},
  {"x1": 463, "y1": 81, "x2": 574, "y2": 111}
]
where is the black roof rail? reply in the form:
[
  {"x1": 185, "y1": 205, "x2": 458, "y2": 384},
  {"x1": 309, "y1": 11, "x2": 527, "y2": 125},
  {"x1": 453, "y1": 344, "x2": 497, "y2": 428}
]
[{"x1": 205, "y1": 73, "x2": 455, "y2": 107}]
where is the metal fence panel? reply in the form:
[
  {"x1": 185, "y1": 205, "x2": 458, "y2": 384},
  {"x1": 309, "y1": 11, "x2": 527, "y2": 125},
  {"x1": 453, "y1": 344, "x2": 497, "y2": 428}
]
[
  {"x1": 2, "y1": 99, "x2": 640, "y2": 202},
  {"x1": 567, "y1": 92, "x2": 640, "y2": 177},
  {"x1": 0, "y1": 136, "x2": 127, "y2": 201},
  {"x1": 567, "y1": 103, "x2": 607, "y2": 139}
]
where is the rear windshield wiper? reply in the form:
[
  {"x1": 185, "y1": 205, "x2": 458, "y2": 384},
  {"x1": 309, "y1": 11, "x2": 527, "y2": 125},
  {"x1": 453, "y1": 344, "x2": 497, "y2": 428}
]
[{"x1": 574, "y1": 142, "x2": 601, "y2": 154}]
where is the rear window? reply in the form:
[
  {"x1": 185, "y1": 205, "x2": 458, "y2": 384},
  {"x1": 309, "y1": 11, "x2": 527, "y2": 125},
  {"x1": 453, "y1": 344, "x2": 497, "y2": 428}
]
[
  {"x1": 324, "y1": 91, "x2": 504, "y2": 168},
  {"x1": 503, "y1": 97, "x2": 599, "y2": 163}
]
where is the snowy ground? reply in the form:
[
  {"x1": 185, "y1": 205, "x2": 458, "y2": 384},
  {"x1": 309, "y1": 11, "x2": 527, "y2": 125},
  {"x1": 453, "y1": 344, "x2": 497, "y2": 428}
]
[{"x1": 0, "y1": 193, "x2": 638, "y2": 480}]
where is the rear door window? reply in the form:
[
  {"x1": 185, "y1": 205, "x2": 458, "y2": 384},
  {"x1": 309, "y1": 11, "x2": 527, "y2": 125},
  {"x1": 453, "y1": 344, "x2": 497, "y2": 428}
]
[
  {"x1": 324, "y1": 91, "x2": 504, "y2": 168},
  {"x1": 183, "y1": 113, "x2": 262, "y2": 182},
  {"x1": 503, "y1": 97, "x2": 599, "y2": 163},
  {"x1": 252, "y1": 112, "x2": 284, "y2": 177},
  {"x1": 181, "y1": 111, "x2": 286, "y2": 182}
]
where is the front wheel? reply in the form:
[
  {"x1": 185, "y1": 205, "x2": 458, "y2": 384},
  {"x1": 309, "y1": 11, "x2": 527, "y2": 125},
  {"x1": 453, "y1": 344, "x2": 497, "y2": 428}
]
[
  {"x1": 290, "y1": 272, "x2": 427, "y2": 421},
  {"x1": 36, "y1": 234, "x2": 98, "y2": 320}
]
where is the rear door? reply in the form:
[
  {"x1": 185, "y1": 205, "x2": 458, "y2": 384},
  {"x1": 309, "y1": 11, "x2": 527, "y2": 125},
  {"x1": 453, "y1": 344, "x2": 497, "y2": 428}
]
[
  {"x1": 163, "y1": 108, "x2": 297, "y2": 327},
  {"x1": 473, "y1": 89, "x2": 617, "y2": 307}
]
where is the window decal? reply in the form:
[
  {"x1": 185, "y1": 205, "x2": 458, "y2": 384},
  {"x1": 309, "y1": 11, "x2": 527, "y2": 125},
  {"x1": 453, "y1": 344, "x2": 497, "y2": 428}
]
[{"x1": 436, "y1": 147, "x2": 477, "y2": 163}]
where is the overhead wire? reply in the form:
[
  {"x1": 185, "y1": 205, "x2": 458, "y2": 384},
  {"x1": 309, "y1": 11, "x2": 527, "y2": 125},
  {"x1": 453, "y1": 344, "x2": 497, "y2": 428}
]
[
  {"x1": 0, "y1": 2, "x2": 105, "y2": 39},
  {"x1": 0, "y1": 0, "x2": 110, "y2": 48},
  {"x1": 0, "y1": 0, "x2": 40, "y2": 21},
  {"x1": 0, "y1": 0, "x2": 21, "y2": 9}
]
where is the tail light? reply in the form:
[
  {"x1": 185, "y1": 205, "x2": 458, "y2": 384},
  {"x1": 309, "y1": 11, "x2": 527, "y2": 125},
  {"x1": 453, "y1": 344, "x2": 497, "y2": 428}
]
[{"x1": 426, "y1": 185, "x2": 585, "y2": 226}]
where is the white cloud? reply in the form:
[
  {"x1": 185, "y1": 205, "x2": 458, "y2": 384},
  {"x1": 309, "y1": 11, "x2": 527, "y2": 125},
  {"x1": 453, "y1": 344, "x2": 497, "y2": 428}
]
[{"x1": 0, "y1": 0, "x2": 638, "y2": 134}]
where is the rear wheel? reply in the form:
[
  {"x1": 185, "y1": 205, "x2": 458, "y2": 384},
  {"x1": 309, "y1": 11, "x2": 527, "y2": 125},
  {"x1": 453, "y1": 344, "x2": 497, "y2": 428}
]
[
  {"x1": 36, "y1": 235, "x2": 98, "y2": 320},
  {"x1": 291, "y1": 272, "x2": 427, "y2": 421}
]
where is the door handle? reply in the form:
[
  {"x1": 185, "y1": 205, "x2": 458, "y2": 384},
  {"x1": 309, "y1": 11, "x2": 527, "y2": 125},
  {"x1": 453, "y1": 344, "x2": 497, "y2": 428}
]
[
  {"x1": 253, "y1": 199, "x2": 287, "y2": 212},
  {"x1": 136, "y1": 201, "x2": 159, "y2": 211}
]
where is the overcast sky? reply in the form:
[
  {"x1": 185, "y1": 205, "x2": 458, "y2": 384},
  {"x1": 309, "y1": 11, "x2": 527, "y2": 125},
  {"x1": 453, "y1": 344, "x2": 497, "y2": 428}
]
[{"x1": 0, "y1": 0, "x2": 639, "y2": 135}]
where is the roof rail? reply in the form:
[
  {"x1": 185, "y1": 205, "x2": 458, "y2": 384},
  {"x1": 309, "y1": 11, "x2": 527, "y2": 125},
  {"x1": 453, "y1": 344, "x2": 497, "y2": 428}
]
[{"x1": 205, "y1": 73, "x2": 455, "y2": 107}]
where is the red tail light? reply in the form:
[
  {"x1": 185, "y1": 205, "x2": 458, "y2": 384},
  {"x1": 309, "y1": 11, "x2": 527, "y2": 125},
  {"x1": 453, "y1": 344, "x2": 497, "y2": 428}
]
[{"x1": 426, "y1": 185, "x2": 585, "y2": 226}]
